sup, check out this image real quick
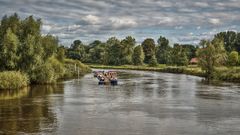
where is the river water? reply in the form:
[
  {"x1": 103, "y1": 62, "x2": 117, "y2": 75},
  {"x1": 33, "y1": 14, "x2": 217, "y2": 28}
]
[{"x1": 1, "y1": 70, "x2": 240, "y2": 135}]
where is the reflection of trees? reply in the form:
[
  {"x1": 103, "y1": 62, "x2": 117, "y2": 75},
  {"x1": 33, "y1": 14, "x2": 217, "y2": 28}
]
[
  {"x1": 0, "y1": 87, "x2": 29, "y2": 100},
  {"x1": 0, "y1": 84, "x2": 64, "y2": 134}
]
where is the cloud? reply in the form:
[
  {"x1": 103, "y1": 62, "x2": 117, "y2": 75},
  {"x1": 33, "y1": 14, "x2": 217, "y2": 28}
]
[
  {"x1": 209, "y1": 18, "x2": 221, "y2": 25},
  {"x1": 109, "y1": 17, "x2": 137, "y2": 29},
  {"x1": 83, "y1": 15, "x2": 101, "y2": 25},
  {"x1": 0, "y1": 0, "x2": 239, "y2": 45}
]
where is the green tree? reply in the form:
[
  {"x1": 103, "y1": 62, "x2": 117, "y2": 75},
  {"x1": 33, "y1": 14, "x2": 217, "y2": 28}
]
[
  {"x1": 0, "y1": 28, "x2": 19, "y2": 70},
  {"x1": 132, "y1": 45, "x2": 144, "y2": 65},
  {"x1": 214, "y1": 31, "x2": 237, "y2": 52},
  {"x1": 18, "y1": 34, "x2": 43, "y2": 72},
  {"x1": 148, "y1": 55, "x2": 158, "y2": 67},
  {"x1": 228, "y1": 51, "x2": 239, "y2": 66},
  {"x1": 88, "y1": 43, "x2": 106, "y2": 64},
  {"x1": 196, "y1": 39, "x2": 227, "y2": 80},
  {"x1": 41, "y1": 35, "x2": 58, "y2": 60},
  {"x1": 105, "y1": 37, "x2": 122, "y2": 65},
  {"x1": 141, "y1": 38, "x2": 155, "y2": 63},
  {"x1": 156, "y1": 36, "x2": 171, "y2": 64},
  {"x1": 120, "y1": 36, "x2": 136, "y2": 64},
  {"x1": 0, "y1": 13, "x2": 21, "y2": 42},
  {"x1": 56, "y1": 46, "x2": 66, "y2": 63},
  {"x1": 170, "y1": 44, "x2": 188, "y2": 66},
  {"x1": 19, "y1": 15, "x2": 42, "y2": 42},
  {"x1": 67, "y1": 40, "x2": 87, "y2": 62}
]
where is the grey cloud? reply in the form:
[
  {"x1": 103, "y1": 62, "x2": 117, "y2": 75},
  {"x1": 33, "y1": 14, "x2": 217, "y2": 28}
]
[{"x1": 0, "y1": 0, "x2": 239, "y2": 45}]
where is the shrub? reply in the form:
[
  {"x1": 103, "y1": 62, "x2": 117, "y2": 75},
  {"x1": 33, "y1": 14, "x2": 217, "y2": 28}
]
[
  {"x1": 64, "y1": 59, "x2": 91, "y2": 75},
  {"x1": 228, "y1": 51, "x2": 239, "y2": 66},
  {"x1": 148, "y1": 56, "x2": 158, "y2": 67},
  {"x1": 30, "y1": 57, "x2": 66, "y2": 84},
  {"x1": 0, "y1": 71, "x2": 29, "y2": 89}
]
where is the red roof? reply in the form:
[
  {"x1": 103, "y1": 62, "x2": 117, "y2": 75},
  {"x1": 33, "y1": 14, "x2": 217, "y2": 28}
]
[{"x1": 190, "y1": 58, "x2": 198, "y2": 63}]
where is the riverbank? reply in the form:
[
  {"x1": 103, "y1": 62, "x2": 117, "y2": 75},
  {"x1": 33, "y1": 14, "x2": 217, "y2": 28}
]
[
  {"x1": 0, "y1": 59, "x2": 91, "y2": 90},
  {"x1": 88, "y1": 64, "x2": 240, "y2": 83},
  {"x1": 88, "y1": 64, "x2": 205, "y2": 77}
]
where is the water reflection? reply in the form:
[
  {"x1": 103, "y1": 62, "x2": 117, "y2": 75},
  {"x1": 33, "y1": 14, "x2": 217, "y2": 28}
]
[
  {"x1": 1, "y1": 70, "x2": 240, "y2": 135},
  {"x1": 0, "y1": 84, "x2": 64, "y2": 134},
  {"x1": 0, "y1": 87, "x2": 29, "y2": 100}
]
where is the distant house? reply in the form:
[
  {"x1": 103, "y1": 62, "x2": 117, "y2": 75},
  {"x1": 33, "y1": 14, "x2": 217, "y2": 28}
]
[{"x1": 190, "y1": 58, "x2": 198, "y2": 64}]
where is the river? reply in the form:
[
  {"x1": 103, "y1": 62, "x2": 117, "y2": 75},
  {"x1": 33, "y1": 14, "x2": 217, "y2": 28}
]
[{"x1": 0, "y1": 70, "x2": 240, "y2": 135}]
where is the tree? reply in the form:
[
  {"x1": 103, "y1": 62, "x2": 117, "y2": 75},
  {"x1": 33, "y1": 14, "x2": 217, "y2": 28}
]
[
  {"x1": 169, "y1": 44, "x2": 188, "y2": 66},
  {"x1": 156, "y1": 36, "x2": 170, "y2": 64},
  {"x1": 105, "y1": 37, "x2": 122, "y2": 65},
  {"x1": 19, "y1": 15, "x2": 42, "y2": 42},
  {"x1": 148, "y1": 55, "x2": 158, "y2": 67},
  {"x1": 18, "y1": 34, "x2": 43, "y2": 72},
  {"x1": 88, "y1": 43, "x2": 106, "y2": 64},
  {"x1": 141, "y1": 38, "x2": 155, "y2": 63},
  {"x1": 41, "y1": 35, "x2": 58, "y2": 61},
  {"x1": 196, "y1": 39, "x2": 227, "y2": 80},
  {"x1": 56, "y1": 46, "x2": 66, "y2": 63},
  {"x1": 0, "y1": 13, "x2": 21, "y2": 42},
  {"x1": 132, "y1": 45, "x2": 144, "y2": 65},
  {"x1": 67, "y1": 40, "x2": 87, "y2": 62},
  {"x1": 214, "y1": 31, "x2": 237, "y2": 52},
  {"x1": 0, "y1": 28, "x2": 19, "y2": 70},
  {"x1": 120, "y1": 36, "x2": 136, "y2": 64},
  {"x1": 228, "y1": 51, "x2": 239, "y2": 66}
]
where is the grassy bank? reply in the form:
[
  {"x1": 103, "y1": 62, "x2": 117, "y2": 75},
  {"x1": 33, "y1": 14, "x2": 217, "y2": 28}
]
[
  {"x1": 89, "y1": 64, "x2": 240, "y2": 83},
  {"x1": 0, "y1": 59, "x2": 91, "y2": 90},
  {"x1": 0, "y1": 71, "x2": 29, "y2": 90},
  {"x1": 88, "y1": 64, "x2": 205, "y2": 77}
]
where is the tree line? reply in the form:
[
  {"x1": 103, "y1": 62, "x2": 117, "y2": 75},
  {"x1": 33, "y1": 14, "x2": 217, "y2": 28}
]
[
  {"x1": 65, "y1": 36, "x2": 198, "y2": 67},
  {"x1": 65, "y1": 31, "x2": 240, "y2": 80}
]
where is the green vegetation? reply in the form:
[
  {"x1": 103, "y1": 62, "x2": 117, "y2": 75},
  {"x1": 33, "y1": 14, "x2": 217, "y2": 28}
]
[
  {"x1": 81, "y1": 30, "x2": 240, "y2": 83},
  {"x1": 228, "y1": 51, "x2": 239, "y2": 66},
  {"x1": 0, "y1": 71, "x2": 29, "y2": 89},
  {"x1": 88, "y1": 64, "x2": 204, "y2": 77},
  {"x1": 0, "y1": 13, "x2": 90, "y2": 89},
  {"x1": 197, "y1": 39, "x2": 227, "y2": 80},
  {"x1": 132, "y1": 45, "x2": 144, "y2": 65},
  {"x1": 2, "y1": 13, "x2": 240, "y2": 88}
]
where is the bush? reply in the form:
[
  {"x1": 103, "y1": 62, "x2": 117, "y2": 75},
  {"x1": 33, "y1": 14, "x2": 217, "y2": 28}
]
[
  {"x1": 148, "y1": 56, "x2": 158, "y2": 67},
  {"x1": 30, "y1": 57, "x2": 66, "y2": 84},
  {"x1": 228, "y1": 51, "x2": 239, "y2": 66},
  {"x1": 64, "y1": 59, "x2": 91, "y2": 76},
  {"x1": 0, "y1": 71, "x2": 29, "y2": 89}
]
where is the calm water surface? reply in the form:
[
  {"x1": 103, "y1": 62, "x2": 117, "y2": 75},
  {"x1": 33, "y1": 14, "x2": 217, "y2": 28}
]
[{"x1": 1, "y1": 70, "x2": 240, "y2": 135}]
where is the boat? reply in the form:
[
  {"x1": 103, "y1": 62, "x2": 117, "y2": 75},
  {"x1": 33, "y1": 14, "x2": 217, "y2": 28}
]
[{"x1": 93, "y1": 71, "x2": 118, "y2": 85}]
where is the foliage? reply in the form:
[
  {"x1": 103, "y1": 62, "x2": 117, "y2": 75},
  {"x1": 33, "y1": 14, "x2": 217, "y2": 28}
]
[
  {"x1": 30, "y1": 57, "x2": 66, "y2": 84},
  {"x1": 169, "y1": 44, "x2": 189, "y2": 66},
  {"x1": 30, "y1": 61, "x2": 56, "y2": 84},
  {"x1": 227, "y1": 51, "x2": 239, "y2": 66},
  {"x1": 196, "y1": 39, "x2": 227, "y2": 80},
  {"x1": 141, "y1": 38, "x2": 155, "y2": 63},
  {"x1": 156, "y1": 36, "x2": 171, "y2": 64},
  {"x1": 120, "y1": 36, "x2": 136, "y2": 64},
  {"x1": 0, "y1": 28, "x2": 19, "y2": 70},
  {"x1": 0, "y1": 13, "x2": 90, "y2": 86},
  {"x1": 214, "y1": 31, "x2": 237, "y2": 52},
  {"x1": 18, "y1": 34, "x2": 43, "y2": 72},
  {"x1": 132, "y1": 45, "x2": 144, "y2": 65},
  {"x1": 0, "y1": 71, "x2": 29, "y2": 89},
  {"x1": 148, "y1": 55, "x2": 158, "y2": 67}
]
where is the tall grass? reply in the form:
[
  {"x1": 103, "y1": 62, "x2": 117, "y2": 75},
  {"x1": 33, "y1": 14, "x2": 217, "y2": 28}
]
[
  {"x1": 0, "y1": 71, "x2": 29, "y2": 90},
  {"x1": 64, "y1": 59, "x2": 91, "y2": 78}
]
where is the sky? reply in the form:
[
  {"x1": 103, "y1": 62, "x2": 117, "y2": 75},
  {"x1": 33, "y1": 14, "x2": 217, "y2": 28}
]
[{"x1": 0, "y1": 0, "x2": 240, "y2": 46}]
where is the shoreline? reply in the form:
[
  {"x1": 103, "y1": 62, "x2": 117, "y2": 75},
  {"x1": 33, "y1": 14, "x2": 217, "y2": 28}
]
[
  {"x1": 87, "y1": 64, "x2": 240, "y2": 84},
  {"x1": 88, "y1": 64, "x2": 205, "y2": 77}
]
